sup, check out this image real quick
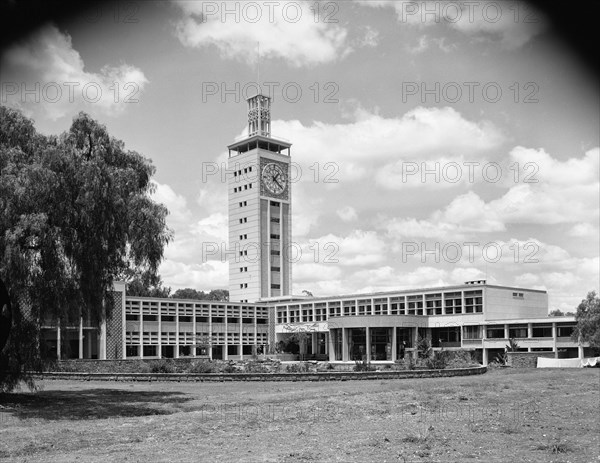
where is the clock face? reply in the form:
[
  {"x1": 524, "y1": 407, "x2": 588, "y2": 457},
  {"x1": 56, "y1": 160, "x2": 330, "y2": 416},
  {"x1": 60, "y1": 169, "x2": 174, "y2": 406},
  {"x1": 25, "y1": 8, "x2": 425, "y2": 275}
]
[{"x1": 261, "y1": 163, "x2": 287, "y2": 195}]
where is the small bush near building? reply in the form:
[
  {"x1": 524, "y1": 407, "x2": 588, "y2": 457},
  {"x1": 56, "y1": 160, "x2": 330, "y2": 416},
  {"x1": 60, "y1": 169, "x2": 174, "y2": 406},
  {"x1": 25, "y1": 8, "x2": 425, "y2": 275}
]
[
  {"x1": 149, "y1": 360, "x2": 175, "y2": 374},
  {"x1": 353, "y1": 360, "x2": 376, "y2": 372},
  {"x1": 189, "y1": 361, "x2": 214, "y2": 374},
  {"x1": 244, "y1": 361, "x2": 270, "y2": 373},
  {"x1": 285, "y1": 362, "x2": 310, "y2": 373}
]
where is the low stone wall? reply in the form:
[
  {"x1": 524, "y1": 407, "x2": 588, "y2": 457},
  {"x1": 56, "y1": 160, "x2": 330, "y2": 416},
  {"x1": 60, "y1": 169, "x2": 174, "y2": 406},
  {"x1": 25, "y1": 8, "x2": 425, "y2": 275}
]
[
  {"x1": 35, "y1": 366, "x2": 486, "y2": 382},
  {"x1": 507, "y1": 352, "x2": 555, "y2": 368}
]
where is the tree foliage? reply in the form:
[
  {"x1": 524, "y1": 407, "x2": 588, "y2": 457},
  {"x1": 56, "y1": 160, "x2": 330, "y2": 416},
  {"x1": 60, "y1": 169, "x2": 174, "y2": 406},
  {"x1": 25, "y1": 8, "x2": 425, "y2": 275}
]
[
  {"x1": 572, "y1": 291, "x2": 600, "y2": 349},
  {"x1": 0, "y1": 106, "x2": 171, "y2": 389}
]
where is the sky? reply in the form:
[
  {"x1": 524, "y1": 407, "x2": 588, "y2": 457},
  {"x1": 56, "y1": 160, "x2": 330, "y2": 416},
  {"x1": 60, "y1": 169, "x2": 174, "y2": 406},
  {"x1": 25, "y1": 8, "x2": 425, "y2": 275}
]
[{"x1": 1, "y1": 1, "x2": 598, "y2": 312}]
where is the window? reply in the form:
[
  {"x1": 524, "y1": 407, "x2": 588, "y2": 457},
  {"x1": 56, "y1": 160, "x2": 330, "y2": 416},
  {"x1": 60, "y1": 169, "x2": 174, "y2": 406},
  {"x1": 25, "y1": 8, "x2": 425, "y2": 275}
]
[
  {"x1": 532, "y1": 326, "x2": 552, "y2": 337},
  {"x1": 143, "y1": 346, "x2": 157, "y2": 357},
  {"x1": 271, "y1": 284, "x2": 281, "y2": 289},
  {"x1": 486, "y1": 327, "x2": 505, "y2": 339},
  {"x1": 270, "y1": 201, "x2": 279, "y2": 207},
  {"x1": 271, "y1": 250, "x2": 280, "y2": 256},
  {"x1": 270, "y1": 234, "x2": 280, "y2": 239},
  {"x1": 270, "y1": 217, "x2": 280, "y2": 223},
  {"x1": 249, "y1": 183, "x2": 253, "y2": 188},
  {"x1": 126, "y1": 346, "x2": 139, "y2": 357},
  {"x1": 464, "y1": 326, "x2": 482, "y2": 339},
  {"x1": 512, "y1": 292, "x2": 524, "y2": 299},
  {"x1": 509, "y1": 326, "x2": 528, "y2": 338},
  {"x1": 557, "y1": 326, "x2": 574, "y2": 337},
  {"x1": 271, "y1": 266, "x2": 281, "y2": 272}
]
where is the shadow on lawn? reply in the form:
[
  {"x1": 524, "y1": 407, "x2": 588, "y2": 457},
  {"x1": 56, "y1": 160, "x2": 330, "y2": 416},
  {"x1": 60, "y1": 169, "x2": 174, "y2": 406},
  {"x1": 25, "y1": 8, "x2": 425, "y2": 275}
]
[{"x1": 0, "y1": 388, "x2": 192, "y2": 421}]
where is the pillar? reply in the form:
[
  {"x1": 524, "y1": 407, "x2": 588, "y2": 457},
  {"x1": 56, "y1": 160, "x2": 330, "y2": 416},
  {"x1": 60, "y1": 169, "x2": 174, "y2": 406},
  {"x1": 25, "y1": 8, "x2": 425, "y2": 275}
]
[
  {"x1": 552, "y1": 322, "x2": 558, "y2": 358},
  {"x1": 100, "y1": 318, "x2": 106, "y2": 360},
  {"x1": 391, "y1": 327, "x2": 397, "y2": 362},
  {"x1": 56, "y1": 325, "x2": 61, "y2": 360},
  {"x1": 79, "y1": 317, "x2": 83, "y2": 359},
  {"x1": 482, "y1": 348, "x2": 488, "y2": 366},
  {"x1": 365, "y1": 327, "x2": 371, "y2": 362},
  {"x1": 328, "y1": 330, "x2": 336, "y2": 362},
  {"x1": 311, "y1": 332, "x2": 317, "y2": 355},
  {"x1": 504, "y1": 324, "x2": 509, "y2": 339},
  {"x1": 527, "y1": 323, "x2": 533, "y2": 338},
  {"x1": 175, "y1": 305, "x2": 180, "y2": 359},
  {"x1": 342, "y1": 328, "x2": 349, "y2": 361},
  {"x1": 578, "y1": 344, "x2": 584, "y2": 359}
]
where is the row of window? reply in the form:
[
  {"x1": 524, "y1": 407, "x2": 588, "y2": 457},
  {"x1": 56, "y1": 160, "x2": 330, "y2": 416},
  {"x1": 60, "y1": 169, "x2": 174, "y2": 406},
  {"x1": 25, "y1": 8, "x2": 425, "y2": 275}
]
[
  {"x1": 126, "y1": 315, "x2": 268, "y2": 324},
  {"x1": 233, "y1": 183, "x2": 253, "y2": 193},
  {"x1": 239, "y1": 217, "x2": 248, "y2": 224},
  {"x1": 239, "y1": 200, "x2": 248, "y2": 207},
  {"x1": 233, "y1": 166, "x2": 253, "y2": 177},
  {"x1": 463, "y1": 325, "x2": 575, "y2": 339}
]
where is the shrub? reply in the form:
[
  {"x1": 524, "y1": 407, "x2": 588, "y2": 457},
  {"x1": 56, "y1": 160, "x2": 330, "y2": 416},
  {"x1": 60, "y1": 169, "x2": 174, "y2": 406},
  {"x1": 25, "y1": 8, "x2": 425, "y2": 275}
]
[
  {"x1": 286, "y1": 362, "x2": 310, "y2": 373},
  {"x1": 244, "y1": 361, "x2": 270, "y2": 373},
  {"x1": 189, "y1": 361, "x2": 214, "y2": 374},
  {"x1": 149, "y1": 360, "x2": 175, "y2": 373},
  {"x1": 353, "y1": 359, "x2": 376, "y2": 372},
  {"x1": 222, "y1": 363, "x2": 238, "y2": 373},
  {"x1": 425, "y1": 350, "x2": 450, "y2": 370}
]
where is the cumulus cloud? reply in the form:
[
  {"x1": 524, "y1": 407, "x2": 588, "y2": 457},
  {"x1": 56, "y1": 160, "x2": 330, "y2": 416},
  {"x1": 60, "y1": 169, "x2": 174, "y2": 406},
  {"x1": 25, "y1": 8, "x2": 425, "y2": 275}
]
[
  {"x1": 173, "y1": 0, "x2": 350, "y2": 67},
  {"x1": 359, "y1": 0, "x2": 547, "y2": 49},
  {"x1": 0, "y1": 24, "x2": 148, "y2": 121}
]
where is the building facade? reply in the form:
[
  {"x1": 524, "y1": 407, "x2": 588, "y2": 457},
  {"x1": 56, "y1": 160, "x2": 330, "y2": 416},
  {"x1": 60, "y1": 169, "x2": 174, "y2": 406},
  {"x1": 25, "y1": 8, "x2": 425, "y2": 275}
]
[{"x1": 41, "y1": 92, "x2": 589, "y2": 365}]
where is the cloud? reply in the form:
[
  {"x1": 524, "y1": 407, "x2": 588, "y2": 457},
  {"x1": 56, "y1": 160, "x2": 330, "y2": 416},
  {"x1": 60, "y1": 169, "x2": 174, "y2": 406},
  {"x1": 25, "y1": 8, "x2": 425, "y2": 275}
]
[
  {"x1": 337, "y1": 206, "x2": 358, "y2": 222},
  {"x1": 359, "y1": 0, "x2": 547, "y2": 49},
  {"x1": 0, "y1": 24, "x2": 148, "y2": 121},
  {"x1": 173, "y1": 0, "x2": 350, "y2": 67},
  {"x1": 405, "y1": 35, "x2": 456, "y2": 54}
]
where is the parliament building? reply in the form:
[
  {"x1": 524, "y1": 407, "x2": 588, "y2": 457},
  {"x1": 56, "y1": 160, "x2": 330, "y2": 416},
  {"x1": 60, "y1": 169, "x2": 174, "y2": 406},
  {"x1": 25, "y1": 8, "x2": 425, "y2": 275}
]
[{"x1": 42, "y1": 94, "x2": 587, "y2": 365}]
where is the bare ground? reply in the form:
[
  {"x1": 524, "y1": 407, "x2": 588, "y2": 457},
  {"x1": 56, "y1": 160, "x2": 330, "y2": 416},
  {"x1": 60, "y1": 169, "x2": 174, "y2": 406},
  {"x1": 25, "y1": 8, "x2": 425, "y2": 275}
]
[{"x1": 0, "y1": 368, "x2": 598, "y2": 463}]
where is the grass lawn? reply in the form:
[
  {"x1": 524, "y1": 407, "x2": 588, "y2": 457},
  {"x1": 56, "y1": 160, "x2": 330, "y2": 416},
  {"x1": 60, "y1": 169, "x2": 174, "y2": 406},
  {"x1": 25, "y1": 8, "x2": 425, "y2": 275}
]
[{"x1": 0, "y1": 368, "x2": 598, "y2": 462}]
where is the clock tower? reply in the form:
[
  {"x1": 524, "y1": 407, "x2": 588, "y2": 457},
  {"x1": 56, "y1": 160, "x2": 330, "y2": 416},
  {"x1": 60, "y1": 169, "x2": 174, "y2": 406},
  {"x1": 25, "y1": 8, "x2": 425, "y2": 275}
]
[{"x1": 227, "y1": 93, "x2": 292, "y2": 302}]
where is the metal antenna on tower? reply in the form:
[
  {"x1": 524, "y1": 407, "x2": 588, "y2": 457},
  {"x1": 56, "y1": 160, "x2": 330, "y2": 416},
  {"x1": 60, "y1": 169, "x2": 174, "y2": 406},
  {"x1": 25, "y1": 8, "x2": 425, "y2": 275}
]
[{"x1": 257, "y1": 42, "x2": 260, "y2": 88}]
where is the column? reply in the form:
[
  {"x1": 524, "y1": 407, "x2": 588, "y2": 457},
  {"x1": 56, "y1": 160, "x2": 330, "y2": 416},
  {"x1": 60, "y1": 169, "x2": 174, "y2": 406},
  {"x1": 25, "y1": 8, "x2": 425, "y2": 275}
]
[
  {"x1": 56, "y1": 324, "x2": 61, "y2": 360},
  {"x1": 191, "y1": 304, "x2": 196, "y2": 357},
  {"x1": 100, "y1": 317, "x2": 106, "y2": 360},
  {"x1": 157, "y1": 308, "x2": 162, "y2": 359},
  {"x1": 208, "y1": 306, "x2": 213, "y2": 360},
  {"x1": 412, "y1": 326, "x2": 419, "y2": 360},
  {"x1": 139, "y1": 310, "x2": 144, "y2": 359},
  {"x1": 79, "y1": 317, "x2": 83, "y2": 359},
  {"x1": 254, "y1": 310, "x2": 258, "y2": 357},
  {"x1": 527, "y1": 323, "x2": 533, "y2": 338},
  {"x1": 365, "y1": 327, "x2": 371, "y2": 362},
  {"x1": 328, "y1": 330, "x2": 335, "y2": 362},
  {"x1": 552, "y1": 322, "x2": 558, "y2": 358},
  {"x1": 311, "y1": 332, "x2": 317, "y2": 355},
  {"x1": 224, "y1": 308, "x2": 229, "y2": 360},
  {"x1": 342, "y1": 328, "x2": 349, "y2": 362},
  {"x1": 391, "y1": 327, "x2": 397, "y2": 362},
  {"x1": 239, "y1": 313, "x2": 244, "y2": 360},
  {"x1": 175, "y1": 304, "x2": 180, "y2": 358},
  {"x1": 504, "y1": 324, "x2": 509, "y2": 339},
  {"x1": 482, "y1": 348, "x2": 489, "y2": 366}
]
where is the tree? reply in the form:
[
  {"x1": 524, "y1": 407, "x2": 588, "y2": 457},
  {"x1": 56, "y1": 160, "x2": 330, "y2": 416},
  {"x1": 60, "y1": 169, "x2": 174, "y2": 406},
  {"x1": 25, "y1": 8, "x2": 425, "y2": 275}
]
[
  {"x1": 206, "y1": 289, "x2": 229, "y2": 302},
  {"x1": 172, "y1": 288, "x2": 206, "y2": 300},
  {"x1": 0, "y1": 106, "x2": 171, "y2": 390},
  {"x1": 125, "y1": 269, "x2": 171, "y2": 298},
  {"x1": 549, "y1": 309, "x2": 564, "y2": 317},
  {"x1": 572, "y1": 291, "x2": 600, "y2": 349}
]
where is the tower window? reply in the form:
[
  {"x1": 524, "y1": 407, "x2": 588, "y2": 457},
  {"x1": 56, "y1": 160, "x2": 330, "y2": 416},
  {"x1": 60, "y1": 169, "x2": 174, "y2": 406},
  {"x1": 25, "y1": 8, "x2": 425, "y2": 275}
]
[
  {"x1": 270, "y1": 234, "x2": 280, "y2": 239},
  {"x1": 249, "y1": 183, "x2": 253, "y2": 188},
  {"x1": 271, "y1": 284, "x2": 281, "y2": 289}
]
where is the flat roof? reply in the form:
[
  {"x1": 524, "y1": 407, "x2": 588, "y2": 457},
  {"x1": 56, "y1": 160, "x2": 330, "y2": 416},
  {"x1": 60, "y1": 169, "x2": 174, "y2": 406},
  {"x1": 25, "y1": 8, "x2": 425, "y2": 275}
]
[{"x1": 265, "y1": 283, "x2": 547, "y2": 305}]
